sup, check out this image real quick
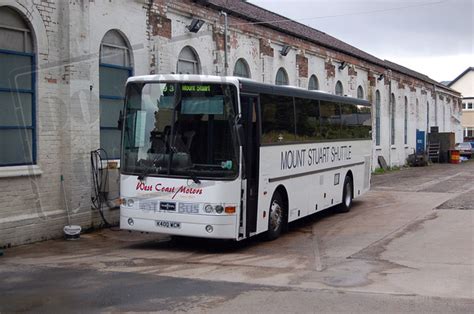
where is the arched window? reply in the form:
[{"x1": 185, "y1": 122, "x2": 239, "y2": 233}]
[
  {"x1": 391, "y1": 93, "x2": 396, "y2": 145},
  {"x1": 426, "y1": 101, "x2": 430, "y2": 131},
  {"x1": 0, "y1": 7, "x2": 35, "y2": 166},
  {"x1": 416, "y1": 98, "x2": 419, "y2": 121},
  {"x1": 443, "y1": 105, "x2": 446, "y2": 131},
  {"x1": 335, "y1": 81, "x2": 343, "y2": 96},
  {"x1": 308, "y1": 75, "x2": 319, "y2": 90},
  {"x1": 404, "y1": 96, "x2": 408, "y2": 145},
  {"x1": 357, "y1": 85, "x2": 364, "y2": 99},
  {"x1": 375, "y1": 90, "x2": 381, "y2": 146},
  {"x1": 275, "y1": 67, "x2": 289, "y2": 85},
  {"x1": 177, "y1": 46, "x2": 200, "y2": 74},
  {"x1": 233, "y1": 58, "x2": 250, "y2": 78},
  {"x1": 99, "y1": 30, "x2": 133, "y2": 159}
]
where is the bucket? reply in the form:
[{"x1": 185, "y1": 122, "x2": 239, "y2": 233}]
[
  {"x1": 450, "y1": 150, "x2": 460, "y2": 164},
  {"x1": 64, "y1": 225, "x2": 82, "y2": 240}
]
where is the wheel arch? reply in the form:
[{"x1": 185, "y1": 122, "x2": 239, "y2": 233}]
[
  {"x1": 274, "y1": 184, "x2": 289, "y2": 227},
  {"x1": 344, "y1": 170, "x2": 354, "y2": 195},
  {"x1": 274, "y1": 184, "x2": 289, "y2": 210}
]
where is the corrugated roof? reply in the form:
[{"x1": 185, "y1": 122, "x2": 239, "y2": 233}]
[{"x1": 202, "y1": 0, "x2": 459, "y2": 94}]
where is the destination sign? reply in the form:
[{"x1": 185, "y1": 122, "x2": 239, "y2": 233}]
[{"x1": 181, "y1": 85, "x2": 211, "y2": 92}]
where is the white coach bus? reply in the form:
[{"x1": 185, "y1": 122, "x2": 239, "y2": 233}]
[{"x1": 120, "y1": 75, "x2": 372, "y2": 240}]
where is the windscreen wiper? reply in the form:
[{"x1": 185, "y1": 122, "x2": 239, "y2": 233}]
[
  {"x1": 137, "y1": 157, "x2": 164, "y2": 180},
  {"x1": 184, "y1": 168, "x2": 201, "y2": 184},
  {"x1": 137, "y1": 164, "x2": 154, "y2": 181}
]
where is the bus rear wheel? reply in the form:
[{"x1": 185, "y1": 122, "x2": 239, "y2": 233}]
[
  {"x1": 265, "y1": 192, "x2": 285, "y2": 241},
  {"x1": 338, "y1": 176, "x2": 353, "y2": 213}
]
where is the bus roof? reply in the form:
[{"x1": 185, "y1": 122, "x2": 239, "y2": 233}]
[
  {"x1": 126, "y1": 74, "x2": 371, "y2": 107},
  {"x1": 127, "y1": 74, "x2": 241, "y2": 86}
]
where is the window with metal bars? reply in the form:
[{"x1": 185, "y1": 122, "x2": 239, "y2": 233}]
[
  {"x1": 275, "y1": 67, "x2": 289, "y2": 86},
  {"x1": 308, "y1": 75, "x2": 319, "y2": 90},
  {"x1": 0, "y1": 7, "x2": 35, "y2": 166},
  {"x1": 375, "y1": 90, "x2": 381, "y2": 146},
  {"x1": 99, "y1": 30, "x2": 133, "y2": 159},
  {"x1": 233, "y1": 58, "x2": 250, "y2": 78}
]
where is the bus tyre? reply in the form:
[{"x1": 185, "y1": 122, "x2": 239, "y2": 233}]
[
  {"x1": 338, "y1": 176, "x2": 353, "y2": 213},
  {"x1": 266, "y1": 193, "x2": 285, "y2": 241}
]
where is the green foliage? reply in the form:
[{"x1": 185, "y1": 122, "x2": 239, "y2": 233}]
[
  {"x1": 372, "y1": 165, "x2": 401, "y2": 175},
  {"x1": 373, "y1": 167, "x2": 386, "y2": 175}
]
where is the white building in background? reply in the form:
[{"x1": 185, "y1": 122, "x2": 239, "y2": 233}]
[
  {"x1": 447, "y1": 67, "x2": 474, "y2": 140},
  {"x1": 0, "y1": 0, "x2": 462, "y2": 247}
]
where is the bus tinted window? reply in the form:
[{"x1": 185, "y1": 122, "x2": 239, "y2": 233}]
[
  {"x1": 320, "y1": 101, "x2": 341, "y2": 139},
  {"x1": 341, "y1": 103, "x2": 359, "y2": 138},
  {"x1": 357, "y1": 105, "x2": 372, "y2": 139},
  {"x1": 340, "y1": 103, "x2": 372, "y2": 139},
  {"x1": 261, "y1": 94, "x2": 295, "y2": 144},
  {"x1": 295, "y1": 98, "x2": 322, "y2": 141}
]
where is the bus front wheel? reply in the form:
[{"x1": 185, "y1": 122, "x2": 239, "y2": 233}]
[
  {"x1": 338, "y1": 176, "x2": 353, "y2": 213},
  {"x1": 265, "y1": 192, "x2": 285, "y2": 241}
]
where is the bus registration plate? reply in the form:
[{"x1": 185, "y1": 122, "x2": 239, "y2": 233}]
[{"x1": 156, "y1": 220, "x2": 181, "y2": 229}]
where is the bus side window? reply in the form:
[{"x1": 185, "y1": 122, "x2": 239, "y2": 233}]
[
  {"x1": 260, "y1": 94, "x2": 295, "y2": 144},
  {"x1": 341, "y1": 103, "x2": 358, "y2": 139},
  {"x1": 320, "y1": 100, "x2": 341, "y2": 139},
  {"x1": 295, "y1": 97, "x2": 321, "y2": 141},
  {"x1": 252, "y1": 102, "x2": 257, "y2": 123},
  {"x1": 357, "y1": 105, "x2": 372, "y2": 139}
]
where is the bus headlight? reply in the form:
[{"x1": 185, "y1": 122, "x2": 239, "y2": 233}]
[
  {"x1": 215, "y1": 205, "x2": 224, "y2": 214},
  {"x1": 127, "y1": 218, "x2": 134, "y2": 226},
  {"x1": 204, "y1": 204, "x2": 214, "y2": 213},
  {"x1": 127, "y1": 199, "x2": 135, "y2": 207}
]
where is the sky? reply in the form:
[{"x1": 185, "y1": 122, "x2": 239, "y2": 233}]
[{"x1": 248, "y1": 0, "x2": 473, "y2": 82}]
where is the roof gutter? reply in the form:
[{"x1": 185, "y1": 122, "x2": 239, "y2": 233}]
[{"x1": 434, "y1": 85, "x2": 462, "y2": 98}]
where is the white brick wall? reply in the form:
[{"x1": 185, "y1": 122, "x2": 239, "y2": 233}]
[
  {"x1": 307, "y1": 54, "x2": 326, "y2": 91},
  {"x1": 0, "y1": 0, "x2": 463, "y2": 247},
  {"x1": 0, "y1": 0, "x2": 147, "y2": 247}
]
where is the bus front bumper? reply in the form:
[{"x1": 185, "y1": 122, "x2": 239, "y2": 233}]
[{"x1": 120, "y1": 209, "x2": 238, "y2": 239}]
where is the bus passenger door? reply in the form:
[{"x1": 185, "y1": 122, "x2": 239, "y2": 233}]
[{"x1": 240, "y1": 94, "x2": 260, "y2": 236}]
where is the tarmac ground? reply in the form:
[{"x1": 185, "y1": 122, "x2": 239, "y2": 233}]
[{"x1": 1, "y1": 161, "x2": 473, "y2": 312}]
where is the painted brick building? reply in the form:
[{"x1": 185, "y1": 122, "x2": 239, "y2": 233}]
[
  {"x1": 0, "y1": 0, "x2": 462, "y2": 246},
  {"x1": 447, "y1": 67, "x2": 474, "y2": 140}
]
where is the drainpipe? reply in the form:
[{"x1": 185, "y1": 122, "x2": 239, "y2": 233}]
[
  {"x1": 220, "y1": 11, "x2": 228, "y2": 76},
  {"x1": 433, "y1": 83, "x2": 438, "y2": 130}
]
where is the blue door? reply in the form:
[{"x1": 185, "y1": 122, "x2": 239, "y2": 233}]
[{"x1": 416, "y1": 129, "x2": 425, "y2": 154}]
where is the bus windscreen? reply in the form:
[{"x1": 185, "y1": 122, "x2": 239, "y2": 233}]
[{"x1": 122, "y1": 82, "x2": 239, "y2": 179}]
